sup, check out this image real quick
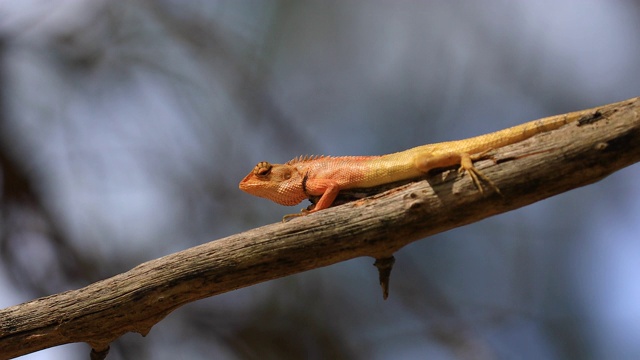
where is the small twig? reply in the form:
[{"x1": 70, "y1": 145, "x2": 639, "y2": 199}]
[
  {"x1": 90, "y1": 346, "x2": 110, "y2": 360},
  {"x1": 374, "y1": 256, "x2": 396, "y2": 300}
]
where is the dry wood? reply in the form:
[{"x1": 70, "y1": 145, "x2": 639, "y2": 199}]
[{"x1": 1, "y1": 97, "x2": 639, "y2": 359}]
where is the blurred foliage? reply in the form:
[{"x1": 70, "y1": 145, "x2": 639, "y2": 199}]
[{"x1": 1, "y1": 1, "x2": 640, "y2": 359}]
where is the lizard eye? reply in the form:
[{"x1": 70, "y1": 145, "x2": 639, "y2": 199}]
[{"x1": 253, "y1": 161, "x2": 272, "y2": 176}]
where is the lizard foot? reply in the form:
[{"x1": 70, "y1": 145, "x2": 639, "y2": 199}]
[
  {"x1": 459, "y1": 153, "x2": 502, "y2": 196},
  {"x1": 282, "y1": 209, "x2": 311, "y2": 222}
]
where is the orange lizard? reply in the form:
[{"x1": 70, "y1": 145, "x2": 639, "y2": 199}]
[{"x1": 239, "y1": 106, "x2": 599, "y2": 218}]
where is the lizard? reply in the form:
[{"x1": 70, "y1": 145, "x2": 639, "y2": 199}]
[{"x1": 239, "y1": 105, "x2": 599, "y2": 219}]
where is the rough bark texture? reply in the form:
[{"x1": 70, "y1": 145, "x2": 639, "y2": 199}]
[{"x1": 1, "y1": 97, "x2": 639, "y2": 359}]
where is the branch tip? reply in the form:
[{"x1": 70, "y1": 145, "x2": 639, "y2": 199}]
[
  {"x1": 373, "y1": 256, "x2": 395, "y2": 300},
  {"x1": 90, "y1": 345, "x2": 110, "y2": 360}
]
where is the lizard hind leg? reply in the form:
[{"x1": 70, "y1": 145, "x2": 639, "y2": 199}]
[
  {"x1": 459, "y1": 152, "x2": 502, "y2": 195},
  {"x1": 414, "y1": 150, "x2": 501, "y2": 195}
]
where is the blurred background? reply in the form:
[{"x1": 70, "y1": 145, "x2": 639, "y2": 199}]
[{"x1": 1, "y1": 1, "x2": 639, "y2": 359}]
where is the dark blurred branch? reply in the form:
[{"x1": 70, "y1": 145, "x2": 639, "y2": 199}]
[
  {"x1": 0, "y1": 37, "x2": 99, "y2": 297},
  {"x1": 1, "y1": 97, "x2": 639, "y2": 358},
  {"x1": 144, "y1": 1, "x2": 316, "y2": 152}
]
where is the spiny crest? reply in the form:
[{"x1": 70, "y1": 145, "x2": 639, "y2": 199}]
[{"x1": 286, "y1": 154, "x2": 328, "y2": 165}]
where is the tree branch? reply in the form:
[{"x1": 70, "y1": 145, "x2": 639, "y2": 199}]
[{"x1": 1, "y1": 97, "x2": 639, "y2": 358}]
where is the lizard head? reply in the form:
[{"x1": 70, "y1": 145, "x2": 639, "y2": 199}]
[{"x1": 239, "y1": 161, "x2": 307, "y2": 206}]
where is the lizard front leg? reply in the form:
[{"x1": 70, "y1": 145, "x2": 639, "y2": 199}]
[
  {"x1": 282, "y1": 179, "x2": 341, "y2": 222},
  {"x1": 306, "y1": 179, "x2": 341, "y2": 212}
]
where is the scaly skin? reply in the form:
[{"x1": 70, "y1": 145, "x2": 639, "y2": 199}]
[{"x1": 239, "y1": 105, "x2": 599, "y2": 216}]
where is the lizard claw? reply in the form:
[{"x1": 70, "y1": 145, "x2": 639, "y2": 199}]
[
  {"x1": 282, "y1": 209, "x2": 311, "y2": 222},
  {"x1": 459, "y1": 153, "x2": 502, "y2": 196}
]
